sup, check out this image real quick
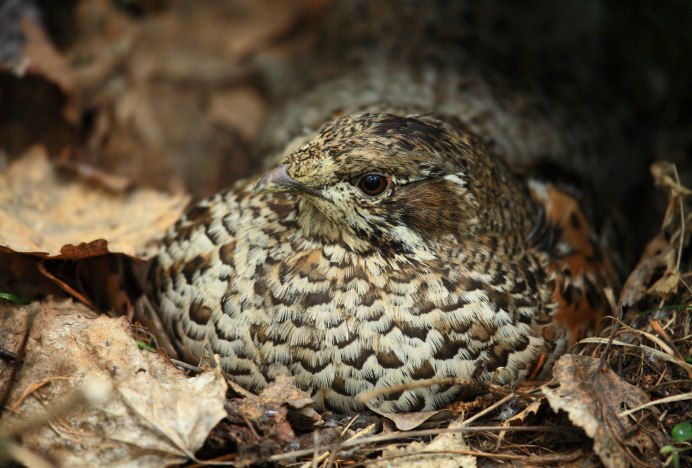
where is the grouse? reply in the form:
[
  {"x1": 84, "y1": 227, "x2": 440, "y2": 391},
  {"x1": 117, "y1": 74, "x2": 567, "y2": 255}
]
[{"x1": 150, "y1": 112, "x2": 617, "y2": 413}]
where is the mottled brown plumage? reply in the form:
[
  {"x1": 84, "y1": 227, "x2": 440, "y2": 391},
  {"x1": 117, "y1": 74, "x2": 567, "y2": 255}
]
[{"x1": 150, "y1": 112, "x2": 617, "y2": 413}]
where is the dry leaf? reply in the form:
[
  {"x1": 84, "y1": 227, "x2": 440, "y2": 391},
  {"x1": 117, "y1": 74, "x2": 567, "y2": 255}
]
[
  {"x1": 0, "y1": 5, "x2": 74, "y2": 98},
  {"x1": 0, "y1": 146, "x2": 188, "y2": 259},
  {"x1": 501, "y1": 398, "x2": 542, "y2": 426},
  {"x1": 651, "y1": 161, "x2": 692, "y2": 229},
  {"x1": 543, "y1": 354, "x2": 664, "y2": 468},
  {"x1": 0, "y1": 299, "x2": 227, "y2": 467},
  {"x1": 495, "y1": 397, "x2": 543, "y2": 446},
  {"x1": 368, "y1": 407, "x2": 454, "y2": 431},
  {"x1": 371, "y1": 416, "x2": 476, "y2": 468},
  {"x1": 620, "y1": 233, "x2": 674, "y2": 306}
]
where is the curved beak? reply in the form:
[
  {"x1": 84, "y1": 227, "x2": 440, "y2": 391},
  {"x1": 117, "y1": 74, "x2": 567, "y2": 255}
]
[{"x1": 253, "y1": 164, "x2": 323, "y2": 198}]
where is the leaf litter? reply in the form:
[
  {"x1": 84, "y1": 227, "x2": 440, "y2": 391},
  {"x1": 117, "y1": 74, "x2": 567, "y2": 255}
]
[
  {"x1": 0, "y1": 146, "x2": 188, "y2": 259},
  {"x1": 1, "y1": 1, "x2": 691, "y2": 467},
  {"x1": 0, "y1": 298, "x2": 227, "y2": 467}
]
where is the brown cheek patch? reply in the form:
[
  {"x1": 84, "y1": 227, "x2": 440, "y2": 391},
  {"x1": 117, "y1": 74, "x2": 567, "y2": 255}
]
[{"x1": 392, "y1": 180, "x2": 464, "y2": 235}]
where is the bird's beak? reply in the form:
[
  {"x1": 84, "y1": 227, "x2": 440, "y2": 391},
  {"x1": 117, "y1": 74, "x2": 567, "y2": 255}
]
[{"x1": 253, "y1": 164, "x2": 322, "y2": 197}]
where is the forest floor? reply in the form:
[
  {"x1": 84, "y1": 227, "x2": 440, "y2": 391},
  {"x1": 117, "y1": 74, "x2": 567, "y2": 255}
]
[{"x1": 0, "y1": 1, "x2": 690, "y2": 466}]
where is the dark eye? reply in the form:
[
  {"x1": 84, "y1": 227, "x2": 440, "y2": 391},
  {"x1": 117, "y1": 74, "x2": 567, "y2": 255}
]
[{"x1": 358, "y1": 174, "x2": 388, "y2": 196}]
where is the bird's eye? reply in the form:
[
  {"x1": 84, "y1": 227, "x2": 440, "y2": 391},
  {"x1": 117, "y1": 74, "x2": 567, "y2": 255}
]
[{"x1": 357, "y1": 174, "x2": 388, "y2": 196}]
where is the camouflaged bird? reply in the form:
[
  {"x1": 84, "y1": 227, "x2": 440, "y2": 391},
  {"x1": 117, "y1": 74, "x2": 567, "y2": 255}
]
[
  {"x1": 150, "y1": 110, "x2": 617, "y2": 413},
  {"x1": 149, "y1": 0, "x2": 630, "y2": 413}
]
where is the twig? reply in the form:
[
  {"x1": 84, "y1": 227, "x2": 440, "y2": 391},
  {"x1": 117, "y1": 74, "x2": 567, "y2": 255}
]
[
  {"x1": 356, "y1": 376, "x2": 477, "y2": 404},
  {"x1": 268, "y1": 425, "x2": 577, "y2": 462},
  {"x1": 9, "y1": 376, "x2": 71, "y2": 411},
  {"x1": 6, "y1": 442, "x2": 52, "y2": 468},
  {"x1": 37, "y1": 261, "x2": 95, "y2": 309},
  {"x1": 0, "y1": 348, "x2": 17, "y2": 361},
  {"x1": 170, "y1": 359, "x2": 204, "y2": 374},
  {"x1": 648, "y1": 379, "x2": 692, "y2": 392},
  {"x1": 671, "y1": 165, "x2": 685, "y2": 272},
  {"x1": 366, "y1": 448, "x2": 584, "y2": 464},
  {"x1": 459, "y1": 392, "x2": 514, "y2": 426},
  {"x1": 618, "y1": 391, "x2": 692, "y2": 417},
  {"x1": 580, "y1": 337, "x2": 692, "y2": 376},
  {"x1": 301, "y1": 422, "x2": 376, "y2": 468},
  {"x1": 599, "y1": 289, "x2": 623, "y2": 370}
]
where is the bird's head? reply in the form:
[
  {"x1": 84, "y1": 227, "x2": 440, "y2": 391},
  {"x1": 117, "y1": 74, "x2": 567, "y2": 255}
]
[{"x1": 254, "y1": 113, "x2": 532, "y2": 254}]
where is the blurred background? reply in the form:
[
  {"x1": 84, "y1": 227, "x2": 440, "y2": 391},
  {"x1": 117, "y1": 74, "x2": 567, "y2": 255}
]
[{"x1": 1, "y1": 0, "x2": 690, "y2": 229}]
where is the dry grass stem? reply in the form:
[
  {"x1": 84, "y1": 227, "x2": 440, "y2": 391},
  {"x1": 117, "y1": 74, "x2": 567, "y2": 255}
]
[{"x1": 618, "y1": 391, "x2": 692, "y2": 417}]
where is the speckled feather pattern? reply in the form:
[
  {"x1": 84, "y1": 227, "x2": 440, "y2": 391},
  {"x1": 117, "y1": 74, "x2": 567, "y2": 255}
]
[{"x1": 151, "y1": 112, "x2": 616, "y2": 413}]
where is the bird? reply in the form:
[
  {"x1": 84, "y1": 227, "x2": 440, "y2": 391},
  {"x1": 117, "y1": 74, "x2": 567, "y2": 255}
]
[{"x1": 149, "y1": 111, "x2": 617, "y2": 414}]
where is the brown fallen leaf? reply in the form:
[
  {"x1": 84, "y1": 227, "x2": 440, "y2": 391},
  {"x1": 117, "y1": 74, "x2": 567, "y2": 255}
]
[
  {"x1": 620, "y1": 232, "x2": 674, "y2": 307},
  {"x1": 0, "y1": 298, "x2": 227, "y2": 467},
  {"x1": 542, "y1": 354, "x2": 665, "y2": 468},
  {"x1": 208, "y1": 86, "x2": 266, "y2": 142},
  {"x1": 0, "y1": 146, "x2": 188, "y2": 259}
]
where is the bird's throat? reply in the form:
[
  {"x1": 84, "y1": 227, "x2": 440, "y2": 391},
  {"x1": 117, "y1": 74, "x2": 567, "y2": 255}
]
[{"x1": 295, "y1": 197, "x2": 374, "y2": 252}]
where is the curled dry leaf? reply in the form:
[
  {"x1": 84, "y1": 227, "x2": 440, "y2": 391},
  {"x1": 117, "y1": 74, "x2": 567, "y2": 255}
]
[
  {"x1": 0, "y1": 146, "x2": 188, "y2": 259},
  {"x1": 0, "y1": 299, "x2": 227, "y2": 467},
  {"x1": 542, "y1": 354, "x2": 665, "y2": 468},
  {"x1": 495, "y1": 397, "x2": 543, "y2": 447},
  {"x1": 254, "y1": 374, "x2": 322, "y2": 432},
  {"x1": 371, "y1": 416, "x2": 476, "y2": 468},
  {"x1": 501, "y1": 398, "x2": 542, "y2": 427},
  {"x1": 620, "y1": 232, "x2": 676, "y2": 307}
]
